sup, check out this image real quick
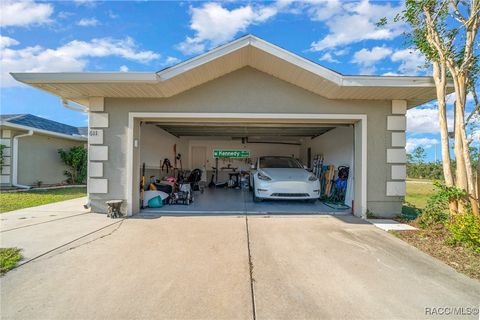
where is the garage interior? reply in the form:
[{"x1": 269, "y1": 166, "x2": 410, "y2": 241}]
[{"x1": 139, "y1": 121, "x2": 354, "y2": 215}]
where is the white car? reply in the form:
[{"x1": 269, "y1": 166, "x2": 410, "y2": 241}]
[{"x1": 250, "y1": 156, "x2": 320, "y2": 202}]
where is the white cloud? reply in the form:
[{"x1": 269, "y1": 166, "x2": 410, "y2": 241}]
[
  {"x1": 352, "y1": 47, "x2": 392, "y2": 66},
  {"x1": 446, "y1": 92, "x2": 475, "y2": 105},
  {"x1": 58, "y1": 11, "x2": 74, "y2": 19},
  {"x1": 351, "y1": 46, "x2": 392, "y2": 74},
  {"x1": 0, "y1": 0, "x2": 54, "y2": 27},
  {"x1": 177, "y1": 2, "x2": 279, "y2": 55},
  {"x1": 164, "y1": 56, "x2": 181, "y2": 66},
  {"x1": 2, "y1": 37, "x2": 160, "y2": 87},
  {"x1": 335, "y1": 48, "x2": 349, "y2": 56},
  {"x1": 0, "y1": 36, "x2": 19, "y2": 49},
  {"x1": 406, "y1": 138, "x2": 439, "y2": 153},
  {"x1": 391, "y1": 48, "x2": 426, "y2": 75},
  {"x1": 107, "y1": 10, "x2": 119, "y2": 19},
  {"x1": 77, "y1": 17, "x2": 99, "y2": 27},
  {"x1": 306, "y1": 0, "x2": 342, "y2": 21},
  {"x1": 74, "y1": 0, "x2": 96, "y2": 8},
  {"x1": 382, "y1": 71, "x2": 401, "y2": 76},
  {"x1": 406, "y1": 107, "x2": 454, "y2": 133},
  {"x1": 119, "y1": 65, "x2": 129, "y2": 72},
  {"x1": 310, "y1": 0, "x2": 404, "y2": 51},
  {"x1": 319, "y1": 52, "x2": 339, "y2": 63}
]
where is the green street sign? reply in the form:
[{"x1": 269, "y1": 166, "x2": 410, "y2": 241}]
[{"x1": 213, "y1": 149, "x2": 250, "y2": 158}]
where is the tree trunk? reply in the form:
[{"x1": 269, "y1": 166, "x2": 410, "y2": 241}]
[
  {"x1": 451, "y1": 73, "x2": 479, "y2": 215},
  {"x1": 456, "y1": 75, "x2": 480, "y2": 215},
  {"x1": 477, "y1": 153, "x2": 480, "y2": 209},
  {"x1": 451, "y1": 75, "x2": 469, "y2": 213},
  {"x1": 433, "y1": 62, "x2": 458, "y2": 213}
]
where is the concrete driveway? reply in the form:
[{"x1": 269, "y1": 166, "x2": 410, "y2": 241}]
[
  {"x1": 1, "y1": 203, "x2": 479, "y2": 319},
  {"x1": 0, "y1": 197, "x2": 116, "y2": 260}
]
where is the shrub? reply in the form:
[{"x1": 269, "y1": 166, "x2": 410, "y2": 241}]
[
  {"x1": 401, "y1": 202, "x2": 421, "y2": 221},
  {"x1": 446, "y1": 212, "x2": 480, "y2": 253},
  {"x1": 58, "y1": 146, "x2": 87, "y2": 184},
  {"x1": 416, "y1": 181, "x2": 467, "y2": 228},
  {"x1": 0, "y1": 144, "x2": 5, "y2": 171}
]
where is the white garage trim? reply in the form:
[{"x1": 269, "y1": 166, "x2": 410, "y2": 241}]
[{"x1": 126, "y1": 112, "x2": 368, "y2": 218}]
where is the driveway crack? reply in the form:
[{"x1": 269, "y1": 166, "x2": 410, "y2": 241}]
[
  {"x1": 14, "y1": 218, "x2": 125, "y2": 269},
  {"x1": 245, "y1": 214, "x2": 257, "y2": 320}
]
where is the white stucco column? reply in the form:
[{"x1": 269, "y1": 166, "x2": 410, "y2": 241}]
[
  {"x1": 386, "y1": 100, "x2": 407, "y2": 197},
  {"x1": 88, "y1": 97, "x2": 109, "y2": 195}
]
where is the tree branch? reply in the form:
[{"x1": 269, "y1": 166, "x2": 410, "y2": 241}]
[{"x1": 449, "y1": 0, "x2": 468, "y2": 24}]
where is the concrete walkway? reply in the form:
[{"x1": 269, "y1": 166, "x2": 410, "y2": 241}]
[
  {"x1": 1, "y1": 200, "x2": 479, "y2": 319},
  {"x1": 0, "y1": 197, "x2": 115, "y2": 260}
]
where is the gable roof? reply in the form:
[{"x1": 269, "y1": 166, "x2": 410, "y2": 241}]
[
  {"x1": 10, "y1": 35, "x2": 450, "y2": 108},
  {"x1": 0, "y1": 114, "x2": 87, "y2": 141}
]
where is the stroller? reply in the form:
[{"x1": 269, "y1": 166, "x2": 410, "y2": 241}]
[{"x1": 187, "y1": 168, "x2": 203, "y2": 193}]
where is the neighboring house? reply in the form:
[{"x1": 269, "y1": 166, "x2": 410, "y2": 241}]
[
  {"x1": 0, "y1": 114, "x2": 87, "y2": 188},
  {"x1": 11, "y1": 35, "x2": 450, "y2": 217}
]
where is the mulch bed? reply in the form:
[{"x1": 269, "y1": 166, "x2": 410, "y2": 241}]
[{"x1": 392, "y1": 224, "x2": 480, "y2": 281}]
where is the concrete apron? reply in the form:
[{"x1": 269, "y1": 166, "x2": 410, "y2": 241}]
[{"x1": 1, "y1": 214, "x2": 479, "y2": 319}]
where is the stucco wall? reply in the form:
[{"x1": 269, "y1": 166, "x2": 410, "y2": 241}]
[
  {"x1": 90, "y1": 66, "x2": 403, "y2": 217},
  {"x1": 17, "y1": 133, "x2": 85, "y2": 186}
]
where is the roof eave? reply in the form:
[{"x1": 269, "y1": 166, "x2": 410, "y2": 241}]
[
  {"x1": 10, "y1": 72, "x2": 158, "y2": 84},
  {"x1": 0, "y1": 121, "x2": 88, "y2": 141}
]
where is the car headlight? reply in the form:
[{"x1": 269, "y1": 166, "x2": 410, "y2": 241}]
[
  {"x1": 257, "y1": 172, "x2": 272, "y2": 181},
  {"x1": 308, "y1": 174, "x2": 318, "y2": 182}
]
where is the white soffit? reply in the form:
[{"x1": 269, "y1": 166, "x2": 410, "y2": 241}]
[{"x1": 10, "y1": 35, "x2": 449, "y2": 107}]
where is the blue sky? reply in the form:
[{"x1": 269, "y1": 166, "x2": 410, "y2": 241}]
[{"x1": 1, "y1": 0, "x2": 478, "y2": 161}]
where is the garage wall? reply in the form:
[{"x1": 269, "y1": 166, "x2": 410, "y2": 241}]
[
  {"x1": 302, "y1": 126, "x2": 354, "y2": 206},
  {"x1": 140, "y1": 124, "x2": 187, "y2": 169},
  {"x1": 189, "y1": 139, "x2": 300, "y2": 171},
  {"x1": 92, "y1": 66, "x2": 403, "y2": 217},
  {"x1": 140, "y1": 127, "x2": 301, "y2": 181},
  {"x1": 302, "y1": 127, "x2": 353, "y2": 168}
]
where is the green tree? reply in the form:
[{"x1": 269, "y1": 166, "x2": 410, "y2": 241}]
[
  {"x1": 394, "y1": 0, "x2": 480, "y2": 215},
  {"x1": 58, "y1": 146, "x2": 87, "y2": 184},
  {"x1": 412, "y1": 146, "x2": 427, "y2": 163}
]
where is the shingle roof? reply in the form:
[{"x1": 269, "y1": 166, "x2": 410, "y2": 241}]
[{"x1": 0, "y1": 114, "x2": 86, "y2": 137}]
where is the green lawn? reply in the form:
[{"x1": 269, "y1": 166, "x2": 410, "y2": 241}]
[
  {"x1": 402, "y1": 181, "x2": 436, "y2": 219},
  {"x1": 0, "y1": 187, "x2": 86, "y2": 213},
  {"x1": 0, "y1": 248, "x2": 22, "y2": 275},
  {"x1": 405, "y1": 181, "x2": 436, "y2": 209}
]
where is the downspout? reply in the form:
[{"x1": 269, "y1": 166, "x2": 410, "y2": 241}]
[{"x1": 12, "y1": 130, "x2": 33, "y2": 189}]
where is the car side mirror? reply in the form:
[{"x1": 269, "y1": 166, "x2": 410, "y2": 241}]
[{"x1": 303, "y1": 165, "x2": 308, "y2": 169}]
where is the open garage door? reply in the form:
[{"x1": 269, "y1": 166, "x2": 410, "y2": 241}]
[{"x1": 127, "y1": 113, "x2": 367, "y2": 217}]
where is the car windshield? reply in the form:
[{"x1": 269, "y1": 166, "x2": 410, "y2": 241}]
[{"x1": 259, "y1": 157, "x2": 302, "y2": 169}]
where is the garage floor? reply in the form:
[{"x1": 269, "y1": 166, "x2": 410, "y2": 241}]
[{"x1": 141, "y1": 188, "x2": 351, "y2": 215}]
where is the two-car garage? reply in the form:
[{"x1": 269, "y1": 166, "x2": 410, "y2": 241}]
[
  {"x1": 137, "y1": 117, "x2": 357, "y2": 215},
  {"x1": 12, "y1": 35, "x2": 442, "y2": 218}
]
